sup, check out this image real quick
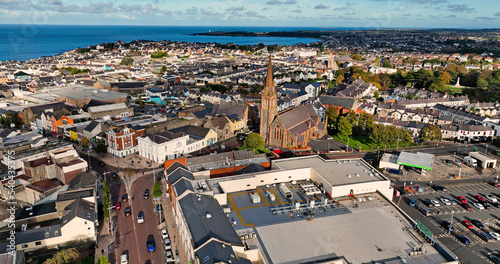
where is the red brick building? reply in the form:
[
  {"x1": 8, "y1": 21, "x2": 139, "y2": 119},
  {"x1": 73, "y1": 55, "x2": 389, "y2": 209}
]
[{"x1": 106, "y1": 125, "x2": 145, "y2": 157}]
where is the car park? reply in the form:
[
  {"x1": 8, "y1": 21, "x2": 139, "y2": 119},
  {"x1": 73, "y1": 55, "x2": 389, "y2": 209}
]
[
  {"x1": 124, "y1": 207, "x2": 131, "y2": 216},
  {"x1": 456, "y1": 235, "x2": 470, "y2": 245},
  {"x1": 471, "y1": 219, "x2": 485, "y2": 228},
  {"x1": 161, "y1": 228, "x2": 169, "y2": 239},
  {"x1": 166, "y1": 249, "x2": 174, "y2": 262},
  {"x1": 409, "y1": 199, "x2": 417, "y2": 207},
  {"x1": 473, "y1": 203, "x2": 484, "y2": 210},
  {"x1": 486, "y1": 194, "x2": 498, "y2": 202},
  {"x1": 146, "y1": 239, "x2": 156, "y2": 252},
  {"x1": 440, "y1": 198, "x2": 451, "y2": 205},
  {"x1": 490, "y1": 232, "x2": 500, "y2": 240},
  {"x1": 164, "y1": 238, "x2": 171, "y2": 250},
  {"x1": 137, "y1": 212, "x2": 144, "y2": 224},
  {"x1": 462, "y1": 220, "x2": 474, "y2": 230}
]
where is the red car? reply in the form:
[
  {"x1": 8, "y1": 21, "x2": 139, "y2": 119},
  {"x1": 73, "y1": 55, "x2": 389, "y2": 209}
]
[
  {"x1": 475, "y1": 195, "x2": 486, "y2": 203},
  {"x1": 457, "y1": 196, "x2": 467, "y2": 204},
  {"x1": 463, "y1": 203, "x2": 472, "y2": 210},
  {"x1": 115, "y1": 202, "x2": 121, "y2": 210},
  {"x1": 462, "y1": 220, "x2": 474, "y2": 230}
]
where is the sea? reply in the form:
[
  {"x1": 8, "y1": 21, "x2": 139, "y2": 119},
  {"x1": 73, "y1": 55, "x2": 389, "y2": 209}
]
[{"x1": 0, "y1": 25, "x2": 350, "y2": 62}]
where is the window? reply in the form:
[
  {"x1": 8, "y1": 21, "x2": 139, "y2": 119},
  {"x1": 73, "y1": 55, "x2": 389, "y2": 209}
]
[
  {"x1": 35, "y1": 241, "x2": 41, "y2": 246},
  {"x1": 22, "y1": 244, "x2": 28, "y2": 248},
  {"x1": 45, "y1": 232, "x2": 49, "y2": 238},
  {"x1": 247, "y1": 184, "x2": 251, "y2": 187}
]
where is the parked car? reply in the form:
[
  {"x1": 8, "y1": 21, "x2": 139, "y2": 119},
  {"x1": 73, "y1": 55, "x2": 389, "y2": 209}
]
[
  {"x1": 457, "y1": 196, "x2": 467, "y2": 204},
  {"x1": 409, "y1": 199, "x2": 417, "y2": 207},
  {"x1": 462, "y1": 220, "x2": 474, "y2": 230},
  {"x1": 441, "y1": 220, "x2": 455, "y2": 232},
  {"x1": 440, "y1": 198, "x2": 451, "y2": 205},
  {"x1": 471, "y1": 219, "x2": 485, "y2": 229},
  {"x1": 99, "y1": 162, "x2": 105, "y2": 167},
  {"x1": 156, "y1": 204, "x2": 163, "y2": 213},
  {"x1": 111, "y1": 172, "x2": 118, "y2": 178},
  {"x1": 124, "y1": 207, "x2": 131, "y2": 216},
  {"x1": 477, "y1": 232, "x2": 493, "y2": 242},
  {"x1": 486, "y1": 194, "x2": 498, "y2": 203},
  {"x1": 430, "y1": 200, "x2": 440, "y2": 207},
  {"x1": 489, "y1": 232, "x2": 500, "y2": 240},
  {"x1": 489, "y1": 181, "x2": 499, "y2": 187},
  {"x1": 164, "y1": 238, "x2": 171, "y2": 250},
  {"x1": 166, "y1": 249, "x2": 174, "y2": 262},
  {"x1": 146, "y1": 239, "x2": 156, "y2": 252},
  {"x1": 473, "y1": 203, "x2": 485, "y2": 210},
  {"x1": 448, "y1": 198, "x2": 457, "y2": 205},
  {"x1": 475, "y1": 194, "x2": 486, "y2": 203},
  {"x1": 456, "y1": 235, "x2": 470, "y2": 245},
  {"x1": 137, "y1": 212, "x2": 144, "y2": 224},
  {"x1": 144, "y1": 189, "x2": 150, "y2": 199},
  {"x1": 463, "y1": 203, "x2": 472, "y2": 210},
  {"x1": 490, "y1": 255, "x2": 500, "y2": 264},
  {"x1": 115, "y1": 202, "x2": 121, "y2": 210},
  {"x1": 161, "y1": 228, "x2": 169, "y2": 239},
  {"x1": 432, "y1": 185, "x2": 447, "y2": 191}
]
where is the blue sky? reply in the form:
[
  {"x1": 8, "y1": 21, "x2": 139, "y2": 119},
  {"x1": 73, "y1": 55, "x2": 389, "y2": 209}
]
[{"x1": 0, "y1": 0, "x2": 499, "y2": 28}]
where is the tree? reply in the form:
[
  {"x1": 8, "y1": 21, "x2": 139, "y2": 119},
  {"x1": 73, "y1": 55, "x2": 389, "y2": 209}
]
[
  {"x1": 97, "y1": 256, "x2": 111, "y2": 264},
  {"x1": 152, "y1": 180, "x2": 162, "y2": 198},
  {"x1": 493, "y1": 137, "x2": 500, "y2": 148},
  {"x1": 81, "y1": 137, "x2": 89, "y2": 150},
  {"x1": 160, "y1": 65, "x2": 167, "y2": 74},
  {"x1": 1, "y1": 112, "x2": 18, "y2": 127},
  {"x1": 336, "y1": 74, "x2": 344, "y2": 84},
  {"x1": 398, "y1": 129, "x2": 413, "y2": 145},
  {"x1": 102, "y1": 178, "x2": 111, "y2": 219},
  {"x1": 346, "y1": 111, "x2": 359, "y2": 126},
  {"x1": 43, "y1": 248, "x2": 79, "y2": 264},
  {"x1": 439, "y1": 71, "x2": 451, "y2": 84},
  {"x1": 352, "y1": 54, "x2": 362, "y2": 61},
  {"x1": 120, "y1": 56, "x2": 134, "y2": 66},
  {"x1": 356, "y1": 113, "x2": 374, "y2": 136},
  {"x1": 95, "y1": 138, "x2": 107, "y2": 154},
  {"x1": 244, "y1": 132, "x2": 265, "y2": 150},
  {"x1": 337, "y1": 116, "x2": 352, "y2": 140},
  {"x1": 373, "y1": 91, "x2": 379, "y2": 99},
  {"x1": 138, "y1": 95, "x2": 144, "y2": 108},
  {"x1": 325, "y1": 106, "x2": 339, "y2": 126},
  {"x1": 419, "y1": 125, "x2": 442, "y2": 143},
  {"x1": 370, "y1": 124, "x2": 386, "y2": 148}
]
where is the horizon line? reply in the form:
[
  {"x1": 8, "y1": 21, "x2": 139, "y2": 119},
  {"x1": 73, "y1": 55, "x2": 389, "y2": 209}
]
[{"x1": 0, "y1": 24, "x2": 498, "y2": 30}]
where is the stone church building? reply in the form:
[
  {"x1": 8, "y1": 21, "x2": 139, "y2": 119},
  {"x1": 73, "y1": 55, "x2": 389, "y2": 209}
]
[{"x1": 260, "y1": 57, "x2": 327, "y2": 148}]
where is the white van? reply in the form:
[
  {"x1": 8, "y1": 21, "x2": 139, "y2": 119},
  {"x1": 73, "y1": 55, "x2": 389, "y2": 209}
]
[{"x1": 120, "y1": 254, "x2": 128, "y2": 264}]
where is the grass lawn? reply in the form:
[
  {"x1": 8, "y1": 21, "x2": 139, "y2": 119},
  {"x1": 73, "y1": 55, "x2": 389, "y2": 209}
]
[
  {"x1": 446, "y1": 86, "x2": 468, "y2": 95},
  {"x1": 333, "y1": 135, "x2": 418, "y2": 151}
]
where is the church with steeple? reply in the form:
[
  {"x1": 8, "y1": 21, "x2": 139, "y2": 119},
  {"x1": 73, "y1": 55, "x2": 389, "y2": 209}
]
[{"x1": 260, "y1": 57, "x2": 327, "y2": 148}]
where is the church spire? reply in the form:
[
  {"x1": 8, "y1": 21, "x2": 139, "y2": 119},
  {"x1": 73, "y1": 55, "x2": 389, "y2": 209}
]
[{"x1": 262, "y1": 56, "x2": 276, "y2": 97}]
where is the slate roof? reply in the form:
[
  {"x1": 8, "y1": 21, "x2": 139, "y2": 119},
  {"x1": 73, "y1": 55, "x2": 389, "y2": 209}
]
[
  {"x1": 28, "y1": 102, "x2": 68, "y2": 115},
  {"x1": 179, "y1": 193, "x2": 243, "y2": 248},
  {"x1": 195, "y1": 241, "x2": 251, "y2": 264},
  {"x1": 167, "y1": 167, "x2": 195, "y2": 185},
  {"x1": 459, "y1": 124, "x2": 494, "y2": 132},
  {"x1": 15, "y1": 202, "x2": 57, "y2": 221},
  {"x1": 67, "y1": 172, "x2": 95, "y2": 190},
  {"x1": 235, "y1": 163, "x2": 266, "y2": 175},
  {"x1": 210, "y1": 102, "x2": 246, "y2": 119},
  {"x1": 84, "y1": 121, "x2": 100, "y2": 132},
  {"x1": 319, "y1": 95, "x2": 356, "y2": 109},
  {"x1": 173, "y1": 178, "x2": 195, "y2": 197},
  {"x1": 165, "y1": 161, "x2": 189, "y2": 176},
  {"x1": 16, "y1": 224, "x2": 61, "y2": 244},
  {"x1": 144, "y1": 131, "x2": 183, "y2": 144},
  {"x1": 169, "y1": 125, "x2": 211, "y2": 139},
  {"x1": 277, "y1": 104, "x2": 320, "y2": 136},
  {"x1": 61, "y1": 198, "x2": 95, "y2": 227}
]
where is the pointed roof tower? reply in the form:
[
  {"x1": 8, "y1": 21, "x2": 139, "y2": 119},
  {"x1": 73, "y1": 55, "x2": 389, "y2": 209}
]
[{"x1": 262, "y1": 56, "x2": 276, "y2": 97}]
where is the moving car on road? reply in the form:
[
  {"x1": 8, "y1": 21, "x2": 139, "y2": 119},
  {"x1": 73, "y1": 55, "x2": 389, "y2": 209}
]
[
  {"x1": 146, "y1": 239, "x2": 156, "y2": 252},
  {"x1": 124, "y1": 207, "x2": 131, "y2": 216},
  {"x1": 144, "y1": 189, "x2": 149, "y2": 199},
  {"x1": 120, "y1": 254, "x2": 128, "y2": 264},
  {"x1": 137, "y1": 212, "x2": 144, "y2": 224},
  {"x1": 115, "y1": 202, "x2": 121, "y2": 210}
]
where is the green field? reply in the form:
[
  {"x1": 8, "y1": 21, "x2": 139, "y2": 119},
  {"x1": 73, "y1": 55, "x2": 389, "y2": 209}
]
[{"x1": 334, "y1": 135, "x2": 418, "y2": 151}]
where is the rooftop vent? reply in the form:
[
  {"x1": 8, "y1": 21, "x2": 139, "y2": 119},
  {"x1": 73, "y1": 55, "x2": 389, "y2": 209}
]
[
  {"x1": 347, "y1": 174, "x2": 351, "y2": 178},
  {"x1": 206, "y1": 213, "x2": 212, "y2": 219}
]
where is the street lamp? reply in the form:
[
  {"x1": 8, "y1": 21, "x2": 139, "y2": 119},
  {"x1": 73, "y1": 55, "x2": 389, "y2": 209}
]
[
  {"x1": 87, "y1": 150, "x2": 92, "y2": 171},
  {"x1": 486, "y1": 145, "x2": 489, "y2": 155}
]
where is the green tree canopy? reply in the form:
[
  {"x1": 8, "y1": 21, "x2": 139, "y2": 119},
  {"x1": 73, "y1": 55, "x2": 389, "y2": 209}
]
[
  {"x1": 337, "y1": 116, "x2": 352, "y2": 140},
  {"x1": 120, "y1": 56, "x2": 134, "y2": 66},
  {"x1": 152, "y1": 180, "x2": 162, "y2": 198},
  {"x1": 325, "y1": 106, "x2": 339, "y2": 126},
  {"x1": 244, "y1": 133, "x2": 265, "y2": 150},
  {"x1": 95, "y1": 138, "x2": 107, "y2": 154},
  {"x1": 419, "y1": 125, "x2": 442, "y2": 143},
  {"x1": 97, "y1": 256, "x2": 111, "y2": 264},
  {"x1": 81, "y1": 137, "x2": 89, "y2": 150},
  {"x1": 43, "y1": 248, "x2": 79, "y2": 264}
]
